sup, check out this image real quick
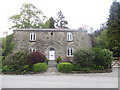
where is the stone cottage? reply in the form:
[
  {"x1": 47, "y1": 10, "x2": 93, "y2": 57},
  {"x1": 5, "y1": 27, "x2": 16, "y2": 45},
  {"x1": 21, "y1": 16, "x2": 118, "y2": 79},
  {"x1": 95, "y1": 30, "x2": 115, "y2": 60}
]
[{"x1": 13, "y1": 29, "x2": 92, "y2": 60}]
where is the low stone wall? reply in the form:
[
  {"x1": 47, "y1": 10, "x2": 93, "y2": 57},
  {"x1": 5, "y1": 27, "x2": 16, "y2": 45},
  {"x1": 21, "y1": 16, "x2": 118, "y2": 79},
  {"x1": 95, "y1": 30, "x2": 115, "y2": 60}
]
[{"x1": 71, "y1": 69, "x2": 112, "y2": 73}]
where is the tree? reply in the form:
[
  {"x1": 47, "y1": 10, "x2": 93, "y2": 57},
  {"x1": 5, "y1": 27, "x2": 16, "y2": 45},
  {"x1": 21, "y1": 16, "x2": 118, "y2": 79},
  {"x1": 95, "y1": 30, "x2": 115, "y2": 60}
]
[
  {"x1": 9, "y1": 3, "x2": 47, "y2": 29},
  {"x1": 2, "y1": 34, "x2": 14, "y2": 57},
  {"x1": 49, "y1": 17, "x2": 55, "y2": 28},
  {"x1": 42, "y1": 17, "x2": 55, "y2": 28},
  {"x1": 107, "y1": 0, "x2": 120, "y2": 57},
  {"x1": 55, "y1": 11, "x2": 68, "y2": 28},
  {"x1": 94, "y1": 29, "x2": 108, "y2": 48}
]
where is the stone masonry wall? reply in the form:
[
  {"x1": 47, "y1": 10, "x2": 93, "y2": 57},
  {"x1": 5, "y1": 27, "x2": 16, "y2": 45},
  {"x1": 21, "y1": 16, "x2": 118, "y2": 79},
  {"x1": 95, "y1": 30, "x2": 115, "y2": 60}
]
[{"x1": 13, "y1": 30, "x2": 92, "y2": 60}]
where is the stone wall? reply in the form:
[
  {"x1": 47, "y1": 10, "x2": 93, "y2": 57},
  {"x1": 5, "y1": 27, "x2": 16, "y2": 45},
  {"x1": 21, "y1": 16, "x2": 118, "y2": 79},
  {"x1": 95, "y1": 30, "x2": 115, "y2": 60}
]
[{"x1": 13, "y1": 29, "x2": 92, "y2": 60}]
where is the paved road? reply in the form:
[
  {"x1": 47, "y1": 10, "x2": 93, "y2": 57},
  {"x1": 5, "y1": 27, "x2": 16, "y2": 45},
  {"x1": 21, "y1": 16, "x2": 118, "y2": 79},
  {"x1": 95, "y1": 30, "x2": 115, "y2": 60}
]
[{"x1": 1, "y1": 68, "x2": 119, "y2": 88}]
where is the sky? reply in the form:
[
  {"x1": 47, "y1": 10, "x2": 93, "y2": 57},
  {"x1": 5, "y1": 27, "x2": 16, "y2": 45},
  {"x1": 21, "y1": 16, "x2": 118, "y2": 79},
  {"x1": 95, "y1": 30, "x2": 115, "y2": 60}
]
[{"x1": 0, "y1": 0, "x2": 117, "y2": 37}]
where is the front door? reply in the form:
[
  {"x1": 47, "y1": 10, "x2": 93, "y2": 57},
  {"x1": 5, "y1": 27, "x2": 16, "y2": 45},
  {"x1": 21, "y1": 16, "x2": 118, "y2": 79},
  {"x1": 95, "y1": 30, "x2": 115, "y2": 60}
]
[{"x1": 49, "y1": 50, "x2": 55, "y2": 60}]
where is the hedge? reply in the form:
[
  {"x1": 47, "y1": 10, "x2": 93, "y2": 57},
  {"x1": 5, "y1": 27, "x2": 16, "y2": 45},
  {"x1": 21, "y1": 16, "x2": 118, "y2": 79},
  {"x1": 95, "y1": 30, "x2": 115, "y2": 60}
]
[
  {"x1": 57, "y1": 63, "x2": 73, "y2": 72},
  {"x1": 33, "y1": 63, "x2": 47, "y2": 72}
]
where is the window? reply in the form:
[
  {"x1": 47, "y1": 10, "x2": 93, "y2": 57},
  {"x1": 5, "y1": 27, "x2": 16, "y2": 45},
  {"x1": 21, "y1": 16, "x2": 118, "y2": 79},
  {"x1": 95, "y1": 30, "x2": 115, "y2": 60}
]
[
  {"x1": 29, "y1": 47, "x2": 36, "y2": 52},
  {"x1": 67, "y1": 48, "x2": 73, "y2": 57},
  {"x1": 30, "y1": 32, "x2": 36, "y2": 41},
  {"x1": 67, "y1": 32, "x2": 73, "y2": 41}
]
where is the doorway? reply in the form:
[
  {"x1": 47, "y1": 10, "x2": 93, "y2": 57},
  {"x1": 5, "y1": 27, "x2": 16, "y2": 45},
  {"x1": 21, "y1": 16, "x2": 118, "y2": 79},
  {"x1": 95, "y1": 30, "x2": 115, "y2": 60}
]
[{"x1": 49, "y1": 48, "x2": 55, "y2": 60}]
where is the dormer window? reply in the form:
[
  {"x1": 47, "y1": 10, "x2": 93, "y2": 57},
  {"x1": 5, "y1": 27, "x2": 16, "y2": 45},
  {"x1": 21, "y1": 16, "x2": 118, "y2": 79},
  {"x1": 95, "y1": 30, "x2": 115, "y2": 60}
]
[
  {"x1": 67, "y1": 32, "x2": 73, "y2": 41},
  {"x1": 30, "y1": 32, "x2": 36, "y2": 41}
]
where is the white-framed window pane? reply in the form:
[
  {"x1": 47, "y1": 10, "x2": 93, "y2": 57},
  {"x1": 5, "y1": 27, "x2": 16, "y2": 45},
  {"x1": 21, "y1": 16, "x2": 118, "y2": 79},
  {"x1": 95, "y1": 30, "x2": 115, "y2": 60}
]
[
  {"x1": 67, "y1": 48, "x2": 73, "y2": 57},
  {"x1": 29, "y1": 47, "x2": 36, "y2": 52},
  {"x1": 30, "y1": 32, "x2": 36, "y2": 41},
  {"x1": 67, "y1": 32, "x2": 73, "y2": 41}
]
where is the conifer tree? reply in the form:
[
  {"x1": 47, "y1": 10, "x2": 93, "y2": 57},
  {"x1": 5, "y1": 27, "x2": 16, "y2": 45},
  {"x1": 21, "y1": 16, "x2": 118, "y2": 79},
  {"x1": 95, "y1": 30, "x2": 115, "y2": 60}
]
[{"x1": 107, "y1": 0, "x2": 120, "y2": 56}]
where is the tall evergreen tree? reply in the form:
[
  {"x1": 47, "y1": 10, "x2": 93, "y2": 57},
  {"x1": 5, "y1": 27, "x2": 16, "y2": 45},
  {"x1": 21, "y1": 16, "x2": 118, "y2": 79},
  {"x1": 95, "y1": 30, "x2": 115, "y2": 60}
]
[
  {"x1": 107, "y1": 0, "x2": 120, "y2": 57},
  {"x1": 49, "y1": 17, "x2": 55, "y2": 28},
  {"x1": 42, "y1": 17, "x2": 55, "y2": 28},
  {"x1": 55, "y1": 11, "x2": 68, "y2": 28}
]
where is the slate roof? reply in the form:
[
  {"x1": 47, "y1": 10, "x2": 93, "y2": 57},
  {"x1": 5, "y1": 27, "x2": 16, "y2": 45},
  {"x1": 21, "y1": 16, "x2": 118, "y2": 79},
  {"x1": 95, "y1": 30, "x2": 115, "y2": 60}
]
[{"x1": 14, "y1": 29, "x2": 86, "y2": 32}]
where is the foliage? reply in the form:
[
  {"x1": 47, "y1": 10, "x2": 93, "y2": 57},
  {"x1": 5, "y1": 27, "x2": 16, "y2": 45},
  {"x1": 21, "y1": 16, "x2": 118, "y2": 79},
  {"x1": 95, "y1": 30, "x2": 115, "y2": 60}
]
[
  {"x1": 23, "y1": 65, "x2": 30, "y2": 72},
  {"x1": 9, "y1": 3, "x2": 47, "y2": 29},
  {"x1": 43, "y1": 17, "x2": 55, "y2": 28},
  {"x1": 56, "y1": 56, "x2": 62, "y2": 63},
  {"x1": 57, "y1": 63, "x2": 73, "y2": 72},
  {"x1": 107, "y1": 1, "x2": 120, "y2": 57},
  {"x1": 3, "y1": 50, "x2": 29, "y2": 72},
  {"x1": 80, "y1": 67, "x2": 93, "y2": 71},
  {"x1": 2, "y1": 34, "x2": 14, "y2": 57},
  {"x1": 55, "y1": 11, "x2": 68, "y2": 28},
  {"x1": 73, "y1": 49, "x2": 95, "y2": 68},
  {"x1": 91, "y1": 48, "x2": 113, "y2": 69},
  {"x1": 94, "y1": 29, "x2": 108, "y2": 49},
  {"x1": 2, "y1": 65, "x2": 12, "y2": 72},
  {"x1": 27, "y1": 51, "x2": 46, "y2": 67},
  {"x1": 72, "y1": 63, "x2": 81, "y2": 71},
  {"x1": 33, "y1": 63, "x2": 47, "y2": 72},
  {"x1": 49, "y1": 17, "x2": 55, "y2": 28}
]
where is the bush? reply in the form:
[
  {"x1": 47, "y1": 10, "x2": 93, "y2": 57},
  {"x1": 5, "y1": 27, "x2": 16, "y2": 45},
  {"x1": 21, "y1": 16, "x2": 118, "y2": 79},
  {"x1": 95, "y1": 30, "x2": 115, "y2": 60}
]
[
  {"x1": 27, "y1": 51, "x2": 46, "y2": 67},
  {"x1": 33, "y1": 63, "x2": 47, "y2": 72},
  {"x1": 73, "y1": 49, "x2": 95, "y2": 68},
  {"x1": 2, "y1": 65, "x2": 11, "y2": 72},
  {"x1": 72, "y1": 64, "x2": 81, "y2": 71},
  {"x1": 3, "y1": 50, "x2": 29, "y2": 73},
  {"x1": 23, "y1": 65, "x2": 30, "y2": 72},
  {"x1": 57, "y1": 63, "x2": 73, "y2": 72},
  {"x1": 92, "y1": 48, "x2": 113, "y2": 69},
  {"x1": 80, "y1": 67, "x2": 93, "y2": 71},
  {"x1": 56, "y1": 56, "x2": 62, "y2": 63},
  {"x1": 2, "y1": 34, "x2": 14, "y2": 57}
]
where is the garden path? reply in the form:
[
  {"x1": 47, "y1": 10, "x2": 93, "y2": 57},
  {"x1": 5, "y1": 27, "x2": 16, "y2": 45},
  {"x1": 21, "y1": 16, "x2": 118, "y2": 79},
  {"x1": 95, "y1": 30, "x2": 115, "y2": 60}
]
[{"x1": 44, "y1": 61, "x2": 60, "y2": 75}]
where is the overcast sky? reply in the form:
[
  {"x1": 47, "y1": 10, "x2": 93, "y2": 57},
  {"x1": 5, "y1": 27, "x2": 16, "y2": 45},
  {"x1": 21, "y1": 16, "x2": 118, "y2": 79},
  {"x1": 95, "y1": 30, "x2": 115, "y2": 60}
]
[{"x1": 0, "y1": 0, "x2": 117, "y2": 37}]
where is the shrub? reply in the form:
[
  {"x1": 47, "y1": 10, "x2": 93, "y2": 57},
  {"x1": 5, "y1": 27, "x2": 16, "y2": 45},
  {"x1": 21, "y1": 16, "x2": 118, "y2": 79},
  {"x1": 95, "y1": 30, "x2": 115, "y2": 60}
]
[
  {"x1": 33, "y1": 63, "x2": 47, "y2": 72},
  {"x1": 80, "y1": 67, "x2": 93, "y2": 71},
  {"x1": 23, "y1": 65, "x2": 30, "y2": 72},
  {"x1": 56, "y1": 56, "x2": 62, "y2": 63},
  {"x1": 57, "y1": 63, "x2": 73, "y2": 72},
  {"x1": 92, "y1": 48, "x2": 113, "y2": 69},
  {"x1": 2, "y1": 34, "x2": 14, "y2": 57},
  {"x1": 27, "y1": 51, "x2": 46, "y2": 67},
  {"x1": 2, "y1": 65, "x2": 11, "y2": 72},
  {"x1": 2, "y1": 65, "x2": 16, "y2": 72},
  {"x1": 73, "y1": 49, "x2": 95, "y2": 68},
  {"x1": 72, "y1": 64, "x2": 81, "y2": 71},
  {"x1": 3, "y1": 50, "x2": 29, "y2": 73}
]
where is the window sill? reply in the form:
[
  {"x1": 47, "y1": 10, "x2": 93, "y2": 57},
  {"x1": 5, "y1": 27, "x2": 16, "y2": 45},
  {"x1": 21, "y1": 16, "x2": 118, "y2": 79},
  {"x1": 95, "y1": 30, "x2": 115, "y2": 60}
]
[
  {"x1": 67, "y1": 55, "x2": 73, "y2": 57},
  {"x1": 29, "y1": 40, "x2": 36, "y2": 42},
  {"x1": 67, "y1": 40, "x2": 73, "y2": 42}
]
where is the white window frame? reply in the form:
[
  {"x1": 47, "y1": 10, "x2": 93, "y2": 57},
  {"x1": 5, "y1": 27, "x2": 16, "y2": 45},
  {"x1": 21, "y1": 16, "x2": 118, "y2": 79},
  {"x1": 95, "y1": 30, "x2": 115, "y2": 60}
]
[
  {"x1": 30, "y1": 32, "x2": 36, "y2": 41},
  {"x1": 67, "y1": 47, "x2": 73, "y2": 57},
  {"x1": 67, "y1": 32, "x2": 73, "y2": 41},
  {"x1": 29, "y1": 47, "x2": 36, "y2": 52}
]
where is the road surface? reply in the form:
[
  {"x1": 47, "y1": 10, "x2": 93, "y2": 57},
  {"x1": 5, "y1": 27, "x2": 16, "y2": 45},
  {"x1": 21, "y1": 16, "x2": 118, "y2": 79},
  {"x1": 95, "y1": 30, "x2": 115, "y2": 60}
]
[{"x1": 1, "y1": 68, "x2": 119, "y2": 88}]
